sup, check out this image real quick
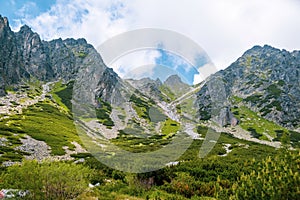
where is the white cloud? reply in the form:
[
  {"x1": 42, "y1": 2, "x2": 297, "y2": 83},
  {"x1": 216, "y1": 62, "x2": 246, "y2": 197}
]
[
  {"x1": 196, "y1": 63, "x2": 218, "y2": 81},
  {"x1": 13, "y1": 0, "x2": 300, "y2": 73},
  {"x1": 13, "y1": 0, "x2": 132, "y2": 45},
  {"x1": 16, "y1": 2, "x2": 37, "y2": 16},
  {"x1": 193, "y1": 74, "x2": 203, "y2": 85},
  {"x1": 126, "y1": 0, "x2": 300, "y2": 69},
  {"x1": 111, "y1": 49, "x2": 161, "y2": 78},
  {"x1": 123, "y1": 65, "x2": 156, "y2": 80}
]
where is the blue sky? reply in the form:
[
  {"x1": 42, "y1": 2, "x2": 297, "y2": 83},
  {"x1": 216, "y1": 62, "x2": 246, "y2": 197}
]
[
  {"x1": 118, "y1": 49, "x2": 202, "y2": 85},
  {"x1": 154, "y1": 49, "x2": 200, "y2": 85},
  {"x1": 1, "y1": 0, "x2": 300, "y2": 84},
  {"x1": 110, "y1": 48, "x2": 204, "y2": 85},
  {"x1": 0, "y1": 0, "x2": 55, "y2": 26}
]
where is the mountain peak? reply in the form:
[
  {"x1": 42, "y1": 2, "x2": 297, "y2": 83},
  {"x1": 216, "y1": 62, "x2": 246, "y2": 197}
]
[
  {"x1": 197, "y1": 44, "x2": 300, "y2": 128},
  {"x1": 164, "y1": 74, "x2": 191, "y2": 97},
  {"x1": 127, "y1": 77, "x2": 162, "y2": 86},
  {"x1": 20, "y1": 24, "x2": 31, "y2": 31},
  {"x1": 0, "y1": 16, "x2": 113, "y2": 97},
  {"x1": 243, "y1": 45, "x2": 282, "y2": 57},
  {"x1": 64, "y1": 38, "x2": 88, "y2": 46},
  {"x1": 0, "y1": 15, "x2": 9, "y2": 27},
  {"x1": 18, "y1": 25, "x2": 35, "y2": 37},
  {"x1": 0, "y1": 16, "x2": 10, "y2": 34},
  {"x1": 164, "y1": 74, "x2": 185, "y2": 86}
]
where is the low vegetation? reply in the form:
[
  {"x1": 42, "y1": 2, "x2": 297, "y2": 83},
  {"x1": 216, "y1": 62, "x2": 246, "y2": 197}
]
[
  {"x1": 0, "y1": 108, "x2": 298, "y2": 199},
  {"x1": 96, "y1": 99, "x2": 114, "y2": 128},
  {"x1": 80, "y1": 132, "x2": 297, "y2": 200},
  {"x1": 50, "y1": 81, "x2": 73, "y2": 112},
  {"x1": 0, "y1": 102, "x2": 80, "y2": 156},
  {"x1": 161, "y1": 118, "x2": 180, "y2": 138},
  {"x1": 230, "y1": 150, "x2": 300, "y2": 200},
  {"x1": 0, "y1": 82, "x2": 298, "y2": 199},
  {"x1": 231, "y1": 106, "x2": 287, "y2": 140},
  {"x1": 159, "y1": 85, "x2": 176, "y2": 101},
  {"x1": 0, "y1": 160, "x2": 93, "y2": 200},
  {"x1": 130, "y1": 94, "x2": 152, "y2": 122}
]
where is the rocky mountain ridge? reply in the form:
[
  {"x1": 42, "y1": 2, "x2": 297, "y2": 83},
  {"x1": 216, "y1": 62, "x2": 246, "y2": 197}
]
[
  {"x1": 197, "y1": 45, "x2": 300, "y2": 129},
  {"x1": 0, "y1": 15, "x2": 120, "y2": 103},
  {"x1": 0, "y1": 15, "x2": 299, "y2": 132}
]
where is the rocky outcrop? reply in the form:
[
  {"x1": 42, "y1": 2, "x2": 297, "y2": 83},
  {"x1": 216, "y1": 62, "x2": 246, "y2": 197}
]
[
  {"x1": 126, "y1": 77, "x2": 163, "y2": 101},
  {"x1": 196, "y1": 45, "x2": 300, "y2": 128},
  {"x1": 0, "y1": 16, "x2": 29, "y2": 95},
  {"x1": 15, "y1": 135, "x2": 51, "y2": 161},
  {"x1": 214, "y1": 107, "x2": 239, "y2": 127},
  {"x1": 0, "y1": 15, "x2": 123, "y2": 107}
]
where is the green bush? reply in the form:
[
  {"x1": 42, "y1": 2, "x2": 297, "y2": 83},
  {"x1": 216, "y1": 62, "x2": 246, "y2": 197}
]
[
  {"x1": 266, "y1": 84, "x2": 282, "y2": 97},
  {"x1": 55, "y1": 81, "x2": 74, "y2": 111},
  {"x1": 244, "y1": 94, "x2": 262, "y2": 103},
  {"x1": 0, "y1": 160, "x2": 93, "y2": 200},
  {"x1": 230, "y1": 150, "x2": 300, "y2": 200}
]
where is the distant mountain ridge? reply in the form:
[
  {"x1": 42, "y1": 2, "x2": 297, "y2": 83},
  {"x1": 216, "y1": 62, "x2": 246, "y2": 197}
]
[{"x1": 164, "y1": 75, "x2": 191, "y2": 97}]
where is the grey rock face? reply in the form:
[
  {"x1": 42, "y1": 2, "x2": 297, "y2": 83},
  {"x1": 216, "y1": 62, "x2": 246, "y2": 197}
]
[
  {"x1": 95, "y1": 67, "x2": 124, "y2": 104},
  {"x1": 196, "y1": 45, "x2": 300, "y2": 128},
  {"x1": 214, "y1": 107, "x2": 239, "y2": 127},
  {"x1": 0, "y1": 15, "x2": 120, "y2": 104},
  {"x1": 126, "y1": 77, "x2": 163, "y2": 101},
  {"x1": 0, "y1": 16, "x2": 29, "y2": 95}
]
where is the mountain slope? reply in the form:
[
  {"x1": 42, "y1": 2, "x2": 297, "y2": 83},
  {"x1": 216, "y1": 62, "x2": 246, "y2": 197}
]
[
  {"x1": 196, "y1": 45, "x2": 300, "y2": 129},
  {"x1": 1, "y1": 15, "x2": 299, "y2": 155},
  {"x1": 0, "y1": 15, "x2": 122, "y2": 103}
]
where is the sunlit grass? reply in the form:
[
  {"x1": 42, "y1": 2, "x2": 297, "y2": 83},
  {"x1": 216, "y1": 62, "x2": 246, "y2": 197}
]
[
  {"x1": 0, "y1": 102, "x2": 80, "y2": 155},
  {"x1": 232, "y1": 106, "x2": 288, "y2": 140}
]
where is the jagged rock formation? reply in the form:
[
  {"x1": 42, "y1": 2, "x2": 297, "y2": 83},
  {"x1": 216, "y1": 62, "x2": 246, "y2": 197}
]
[
  {"x1": 0, "y1": 17, "x2": 29, "y2": 95},
  {"x1": 0, "y1": 15, "x2": 120, "y2": 104},
  {"x1": 196, "y1": 45, "x2": 300, "y2": 128}
]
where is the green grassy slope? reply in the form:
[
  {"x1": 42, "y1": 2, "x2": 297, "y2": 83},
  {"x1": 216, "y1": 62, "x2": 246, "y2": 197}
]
[{"x1": 0, "y1": 102, "x2": 80, "y2": 156}]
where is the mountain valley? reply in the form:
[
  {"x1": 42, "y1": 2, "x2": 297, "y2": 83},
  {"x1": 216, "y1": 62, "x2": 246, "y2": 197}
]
[{"x1": 0, "y1": 15, "x2": 299, "y2": 199}]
